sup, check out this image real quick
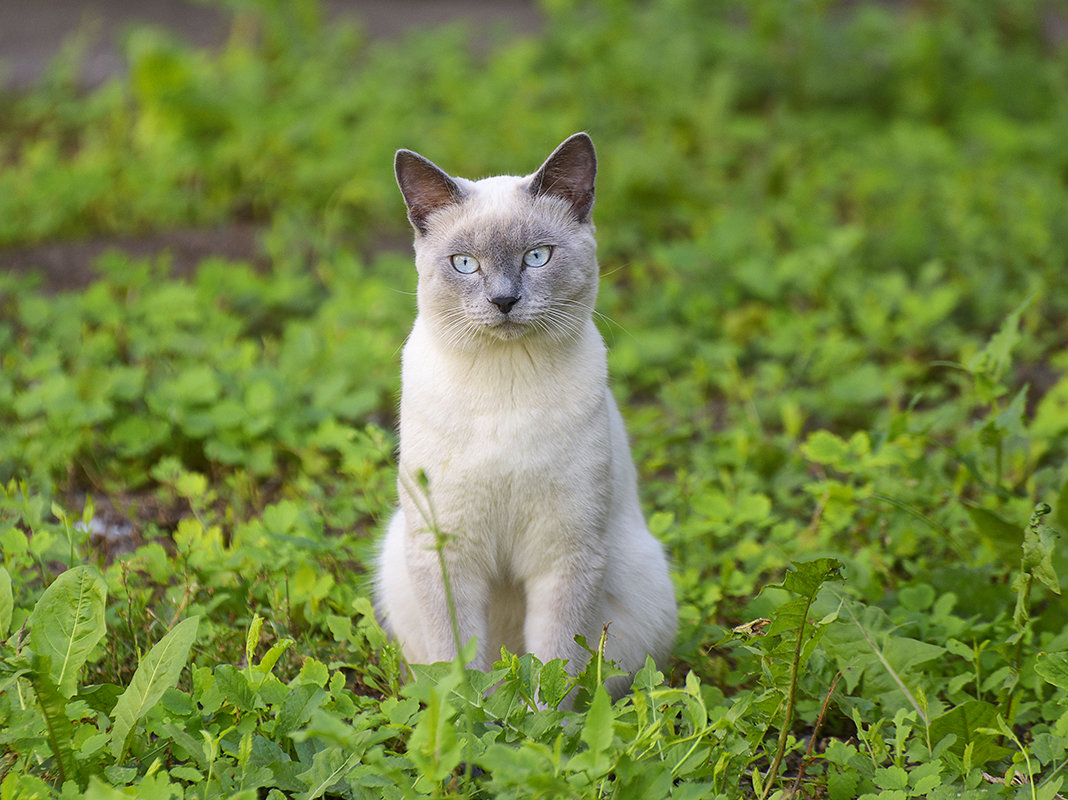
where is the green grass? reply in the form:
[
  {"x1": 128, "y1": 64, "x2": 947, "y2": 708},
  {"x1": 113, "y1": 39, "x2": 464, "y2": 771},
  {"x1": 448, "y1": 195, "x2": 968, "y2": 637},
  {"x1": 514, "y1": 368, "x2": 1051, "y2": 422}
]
[{"x1": 2, "y1": 0, "x2": 1067, "y2": 797}]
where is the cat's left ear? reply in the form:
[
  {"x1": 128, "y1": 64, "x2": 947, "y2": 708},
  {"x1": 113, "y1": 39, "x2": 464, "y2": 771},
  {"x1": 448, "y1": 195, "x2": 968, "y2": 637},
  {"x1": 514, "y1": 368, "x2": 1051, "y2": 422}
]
[{"x1": 529, "y1": 133, "x2": 597, "y2": 223}]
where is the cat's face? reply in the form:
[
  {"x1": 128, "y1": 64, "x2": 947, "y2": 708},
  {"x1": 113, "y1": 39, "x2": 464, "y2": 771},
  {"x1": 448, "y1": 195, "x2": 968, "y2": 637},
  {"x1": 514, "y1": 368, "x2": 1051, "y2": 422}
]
[{"x1": 395, "y1": 134, "x2": 599, "y2": 346}]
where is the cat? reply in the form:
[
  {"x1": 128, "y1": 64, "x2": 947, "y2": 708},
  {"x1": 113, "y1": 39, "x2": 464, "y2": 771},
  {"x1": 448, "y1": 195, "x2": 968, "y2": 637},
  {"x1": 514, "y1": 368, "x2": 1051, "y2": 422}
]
[{"x1": 375, "y1": 133, "x2": 676, "y2": 699}]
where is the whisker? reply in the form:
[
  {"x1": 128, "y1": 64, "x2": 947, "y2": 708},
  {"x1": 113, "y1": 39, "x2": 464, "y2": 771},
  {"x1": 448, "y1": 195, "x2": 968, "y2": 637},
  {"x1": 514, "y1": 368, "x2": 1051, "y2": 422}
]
[
  {"x1": 553, "y1": 297, "x2": 633, "y2": 340},
  {"x1": 434, "y1": 308, "x2": 478, "y2": 351},
  {"x1": 538, "y1": 306, "x2": 583, "y2": 343}
]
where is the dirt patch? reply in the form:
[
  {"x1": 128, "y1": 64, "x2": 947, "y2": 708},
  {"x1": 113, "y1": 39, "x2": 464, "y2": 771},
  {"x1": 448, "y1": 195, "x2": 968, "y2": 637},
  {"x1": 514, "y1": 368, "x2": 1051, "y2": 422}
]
[{"x1": 0, "y1": 224, "x2": 264, "y2": 293}]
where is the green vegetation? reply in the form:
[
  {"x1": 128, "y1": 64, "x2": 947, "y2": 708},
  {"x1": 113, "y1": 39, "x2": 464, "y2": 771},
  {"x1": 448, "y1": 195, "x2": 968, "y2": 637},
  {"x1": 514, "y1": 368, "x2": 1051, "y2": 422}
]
[{"x1": 2, "y1": 0, "x2": 1067, "y2": 796}]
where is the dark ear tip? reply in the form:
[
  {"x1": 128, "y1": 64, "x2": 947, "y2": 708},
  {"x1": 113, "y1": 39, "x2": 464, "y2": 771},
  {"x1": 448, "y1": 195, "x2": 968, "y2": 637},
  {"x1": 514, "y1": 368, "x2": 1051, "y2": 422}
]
[
  {"x1": 395, "y1": 149, "x2": 438, "y2": 186},
  {"x1": 565, "y1": 132, "x2": 595, "y2": 153},
  {"x1": 559, "y1": 133, "x2": 596, "y2": 174}
]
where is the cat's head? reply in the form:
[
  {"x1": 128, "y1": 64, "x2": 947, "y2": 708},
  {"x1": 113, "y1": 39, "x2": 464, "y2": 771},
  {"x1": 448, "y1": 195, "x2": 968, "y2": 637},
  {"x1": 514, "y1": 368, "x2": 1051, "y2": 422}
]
[{"x1": 395, "y1": 133, "x2": 599, "y2": 346}]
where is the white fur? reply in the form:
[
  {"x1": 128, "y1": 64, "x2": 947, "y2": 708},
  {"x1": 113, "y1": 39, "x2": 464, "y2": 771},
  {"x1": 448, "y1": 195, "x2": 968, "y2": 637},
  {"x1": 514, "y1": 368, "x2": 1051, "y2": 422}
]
[{"x1": 376, "y1": 138, "x2": 676, "y2": 698}]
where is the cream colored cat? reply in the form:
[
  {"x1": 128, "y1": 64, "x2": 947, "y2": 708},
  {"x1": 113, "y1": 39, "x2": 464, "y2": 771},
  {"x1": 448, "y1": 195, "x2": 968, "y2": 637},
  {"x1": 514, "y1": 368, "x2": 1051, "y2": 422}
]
[{"x1": 375, "y1": 133, "x2": 676, "y2": 698}]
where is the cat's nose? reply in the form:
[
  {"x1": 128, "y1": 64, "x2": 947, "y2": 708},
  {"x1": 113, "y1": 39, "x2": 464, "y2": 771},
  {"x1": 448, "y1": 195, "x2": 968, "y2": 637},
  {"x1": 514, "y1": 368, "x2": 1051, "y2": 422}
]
[{"x1": 489, "y1": 295, "x2": 520, "y2": 314}]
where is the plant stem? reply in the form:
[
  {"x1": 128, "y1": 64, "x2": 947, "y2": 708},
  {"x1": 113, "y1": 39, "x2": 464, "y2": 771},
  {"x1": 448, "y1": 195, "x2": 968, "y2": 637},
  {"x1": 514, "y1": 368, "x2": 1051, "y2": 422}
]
[
  {"x1": 788, "y1": 671, "x2": 842, "y2": 798},
  {"x1": 761, "y1": 593, "x2": 813, "y2": 799},
  {"x1": 995, "y1": 436, "x2": 1004, "y2": 489},
  {"x1": 402, "y1": 470, "x2": 474, "y2": 789},
  {"x1": 435, "y1": 536, "x2": 462, "y2": 656}
]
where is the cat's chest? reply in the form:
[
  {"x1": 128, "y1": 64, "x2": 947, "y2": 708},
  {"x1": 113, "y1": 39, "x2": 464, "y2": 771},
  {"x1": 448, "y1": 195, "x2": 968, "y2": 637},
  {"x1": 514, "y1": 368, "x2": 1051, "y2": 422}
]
[
  {"x1": 398, "y1": 322, "x2": 610, "y2": 482},
  {"x1": 401, "y1": 365, "x2": 603, "y2": 473}
]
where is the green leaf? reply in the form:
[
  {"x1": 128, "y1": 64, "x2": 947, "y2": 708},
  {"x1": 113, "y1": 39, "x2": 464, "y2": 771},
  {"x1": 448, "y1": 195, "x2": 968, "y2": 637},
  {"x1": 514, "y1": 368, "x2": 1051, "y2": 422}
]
[
  {"x1": 825, "y1": 603, "x2": 944, "y2": 715},
  {"x1": 173, "y1": 364, "x2": 221, "y2": 406},
  {"x1": 406, "y1": 666, "x2": 463, "y2": 783},
  {"x1": 780, "y1": 558, "x2": 844, "y2": 598},
  {"x1": 1021, "y1": 503, "x2": 1060, "y2": 594},
  {"x1": 110, "y1": 615, "x2": 200, "y2": 759},
  {"x1": 214, "y1": 664, "x2": 257, "y2": 711},
  {"x1": 1038, "y1": 777, "x2": 1065, "y2": 800},
  {"x1": 84, "y1": 776, "x2": 130, "y2": 800},
  {"x1": 766, "y1": 596, "x2": 811, "y2": 637},
  {"x1": 296, "y1": 746, "x2": 362, "y2": 800},
  {"x1": 632, "y1": 656, "x2": 665, "y2": 694},
  {"x1": 251, "y1": 638, "x2": 294, "y2": 688},
  {"x1": 993, "y1": 384, "x2": 1029, "y2": 438},
  {"x1": 297, "y1": 656, "x2": 329, "y2": 687},
  {"x1": 1012, "y1": 503, "x2": 1061, "y2": 630},
  {"x1": 476, "y1": 742, "x2": 567, "y2": 794},
  {"x1": 969, "y1": 294, "x2": 1031, "y2": 386},
  {"x1": 0, "y1": 565, "x2": 11, "y2": 638},
  {"x1": 873, "y1": 765, "x2": 908, "y2": 791},
  {"x1": 909, "y1": 761, "x2": 944, "y2": 795},
  {"x1": 537, "y1": 658, "x2": 571, "y2": 709},
  {"x1": 827, "y1": 766, "x2": 860, "y2": 800},
  {"x1": 28, "y1": 565, "x2": 107, "y2": 697},
  {"x1": 965, "y1": 506, "x2": 1020, "y2": 558},
  {"x1": 1035, "y1": 651, "x2": 1068, "y2": 690},
  {"x1": 570, "y1": 685, "x2": 615, "y2": 776},
  {"x1": 246, "y1": 612, "x2": 264, "y2": 669},
  {"x1": 324, "y1": 614, "x2": 352, "y2": 643},
  {"x1": 276, "y1": 683, "x2": 327, "y2": 736},
  {"x1": 615, "y1": 753, "x2": 673, "y2": 796},
  {"x1": 928, "y1": 700, "x2": 1012, "y2": 766},
  {"x1": 79, "y1": 682, "x2": 124, "y2": 715},
  {"x1": 131, "y1": 772, "x2": 182, "y2": 800},
  {"x1": 801, "y1": 430, "x2": 850, "y2": 468},
  {"x1": 160, "y1": 687, "x2": 194, "y2": 716},
  {"x1": 1056, "y1": 477, "x2": 1068, "y2": 534},
  {"x1": 582, "y1": 685, "x2": 614, "y2": 754}
]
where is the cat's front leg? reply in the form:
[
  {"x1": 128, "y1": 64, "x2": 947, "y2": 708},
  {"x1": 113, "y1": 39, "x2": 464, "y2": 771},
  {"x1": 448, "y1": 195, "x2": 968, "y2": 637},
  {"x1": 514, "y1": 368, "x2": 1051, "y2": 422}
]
[
  {"x1": 522, "y1": 549, "x2": 607, "y2": 675},
  {"x1": 404, "y1": 533, "x2": 491, "y2": 670}
]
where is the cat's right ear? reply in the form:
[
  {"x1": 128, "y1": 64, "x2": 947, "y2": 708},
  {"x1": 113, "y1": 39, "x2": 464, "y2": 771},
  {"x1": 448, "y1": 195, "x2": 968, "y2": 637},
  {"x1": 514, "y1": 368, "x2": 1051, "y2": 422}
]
[{"x1": 395, "y1": 150, "x2": 465, "y2": 235}]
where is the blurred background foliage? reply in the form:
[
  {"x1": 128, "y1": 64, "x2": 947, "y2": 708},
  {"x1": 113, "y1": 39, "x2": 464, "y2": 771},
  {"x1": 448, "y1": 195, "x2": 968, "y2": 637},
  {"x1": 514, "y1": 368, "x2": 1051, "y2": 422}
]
[{"x1": 1, "y1": 0, "x2": 1067, "y2": 795}]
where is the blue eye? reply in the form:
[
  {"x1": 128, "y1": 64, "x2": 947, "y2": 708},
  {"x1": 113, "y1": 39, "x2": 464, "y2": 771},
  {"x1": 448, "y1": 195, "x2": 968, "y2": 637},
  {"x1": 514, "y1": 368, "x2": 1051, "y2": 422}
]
[
  {"x1": 523, "y1": 246, "x2": 553, "y2": 268},
  {"x1": 450, "y1": 254, "x2": 480, "y2": 274}
]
